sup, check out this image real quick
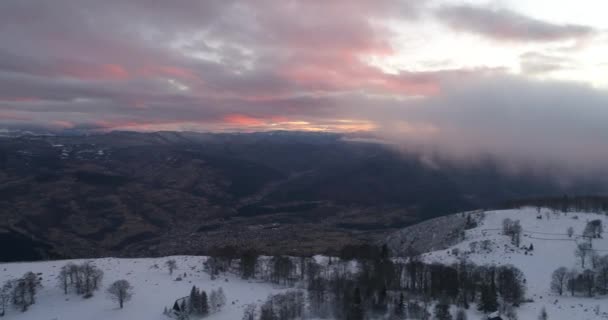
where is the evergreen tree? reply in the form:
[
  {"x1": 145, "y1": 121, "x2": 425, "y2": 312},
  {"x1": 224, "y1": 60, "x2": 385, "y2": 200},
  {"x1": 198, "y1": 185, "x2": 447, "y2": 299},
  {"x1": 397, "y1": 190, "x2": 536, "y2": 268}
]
[
  {"x1": 201, "y1": 290, "x2": 209, "y2": 315},
  {"x1": 189, "y1": 286, "x2": 201, "y2": 314},
  {"x1": 180, "y1": 300, "x2": 187, "y2": 314},
  {"x1": 173, "y1": 301, "x2": 181, "y2": 313}
]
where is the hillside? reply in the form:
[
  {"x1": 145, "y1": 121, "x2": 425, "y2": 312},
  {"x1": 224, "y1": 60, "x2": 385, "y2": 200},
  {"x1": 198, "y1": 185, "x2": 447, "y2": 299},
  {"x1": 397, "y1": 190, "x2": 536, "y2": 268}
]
[
  {"x1": 0, "y1": 208, "x2": 606, "y2": 319},
  {"x1": 3, "y1": 131, "x2": 601, "y2": 261},
  {"x1": 414, "y1": 207, "x2": 608, "y2": 320},
  {"x1": 0, "y1": 256, "x2": 284, "y2": 320}
]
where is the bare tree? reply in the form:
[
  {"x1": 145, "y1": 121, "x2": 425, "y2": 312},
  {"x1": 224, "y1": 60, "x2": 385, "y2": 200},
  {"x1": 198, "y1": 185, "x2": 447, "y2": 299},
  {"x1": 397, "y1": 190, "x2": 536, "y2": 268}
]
[
  {"x1": 502, "y1": 218, "x2": 522, "y2": 246},
  {"x1": 165, "y1": 259, "x2": 177, "y2": 275},
  {"x1": 107, "y1": 280, "x2": 133, "y2": 309},
  {"x1": 551, "y1": 267, "x2": 567, "y2": 295},
  {"x1": 0, "y1": 282, "x2": 11, "y2": 317},
  {"x1": 242, "y1": 304, "x2": 256, "y2": 320},
  {"x1": 567, "y1": 227, "x2": 574, "y2": 238},
  {"x1": 58, "y1": 265, "x2": 70, "y2": 294},
  {"x1": 455, "y1": 308, "x2": 467, "y2": 320},
  {"x1": 576, "y1": 243, "x2": 591, "y2": 268},
  {"x1": 22, "y1": 272, "x2": 40, "y2": 305},
  {"x1": 596, "y1": 255, "x2": 608, "y2": 295}
]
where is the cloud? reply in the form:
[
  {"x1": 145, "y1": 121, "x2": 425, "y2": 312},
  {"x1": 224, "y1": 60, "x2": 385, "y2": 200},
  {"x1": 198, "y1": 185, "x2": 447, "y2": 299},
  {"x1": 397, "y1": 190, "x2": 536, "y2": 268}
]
[
  {"x1": 339, "y1": 73, "x2": 608, "y2": 174},
  {"x1": 0, "y1": 0, "x2": 435, "y2": 131},
  {"x1": 1, "y1": 0, "x2": 608, "y2": 175},
  {"x1": 436, "y1": 5, "x2": 594, "y2": 42},
  {"x1": 519, "y1": 52, "x2": 576, "y2": 75}
]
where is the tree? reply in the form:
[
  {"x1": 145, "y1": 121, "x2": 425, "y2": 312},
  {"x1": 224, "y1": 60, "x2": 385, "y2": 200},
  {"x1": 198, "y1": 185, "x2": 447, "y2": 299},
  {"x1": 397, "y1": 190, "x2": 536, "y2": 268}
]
[
  {"x1": 209, "y1": 287, "x2": 226, "y2": 313},
  {"x1": 502, "y1": 219, "x2": 522, "y2": 246},
  {"x1": 567, "y1": 227, "x2": 574, "y2": 238},
  {"x1": 58, "y1": 265, "x2": 69, "y2": 295},
  {"x1": 584, "y1": 220, "x2": 603, "y2": 239},
  {"x1": 566, "y1": 270, "x2": 578, "y2": 296},
  {"x1": 165, "y1": 259, "x2": 177, "y2": 275},
  {"x1": 240, "y1": 250, "x2": 258, "y2": 279},
  {"x1": 189, "y1": 286, "x2": 201, "y2": 314},
  {"x1": 348, "y1": 287, "x2": 364, "y2": 320},
  {"x1": 394, "y1": 292, "x2": 405, "y2": 316},
  {"x1": 22, "y1": 272, "x2": 41, "y2": 305},
  {"x1": 551, "y1": 267, "x2": 568, "y2": 295},
  {"x1": 538, "y1": 307, "x2": 548, "y2": 320},
  {"x1": 201, "y1": 290, "x2": 209, "y2": 315},
  {"x1": 582, "y1": 269, "x2": 595, "y2": 297},
  {"x1": 496, "y1": 266, "x2": 525, "y2": 305},
  {"x1": 242, "y1": 304, "x2": 256, "y2": 320},
  {"x1": 596, "y1": 255, "x2": 608, "y2": 295},
  {"x1": 433, "y1": 298, "x2": 452, "y2": 320},
  {"x1": 0, "y1": 282, "x2": 11, "y2": 317},
  {"x1": 80, "y1": 262, "x2": 103, "y2": 297},
  {"x1": 10, "y1": 272, "x2": 41, "y2": 312},
  {"x1": 505, "y1": 305, "x2": 518, "y2": 320},
  {"x1": 455, "y1": 308, "x2": 467, "y2": 320},
  {"x1": 477, "y1": 285, "x2": 498, "y2": 313},
  {"x1": 107, "y1": 280, "x2": 133, "y2": 309},
  {"x1": 575, "y1": 243, "x2": 591, "y2": 268}
]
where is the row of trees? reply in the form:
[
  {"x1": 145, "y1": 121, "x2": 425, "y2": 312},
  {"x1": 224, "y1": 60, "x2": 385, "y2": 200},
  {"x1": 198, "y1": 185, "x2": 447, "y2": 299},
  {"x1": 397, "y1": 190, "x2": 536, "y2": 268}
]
[
  {"x1": 583, "y1": 219, "x2": 603, "y2": 239},
  {"x1": 58, "y1": 262, "x2": 104, "y2": 297},
  {"x1": 1, "y1": 263, "x2": 133, "y2": 317},
  {"x1": 0, "y1": 272, "x2": 41, "y2": 314},
  {"x1": 218, "y1": 246, "x2": 526, "y2": 320},
  {"x1": 552, "y1": 253, "x2": 608, "y2": 297},
  {"x1": 504, "y1": 195, "x2": 608, "y2": 214}
]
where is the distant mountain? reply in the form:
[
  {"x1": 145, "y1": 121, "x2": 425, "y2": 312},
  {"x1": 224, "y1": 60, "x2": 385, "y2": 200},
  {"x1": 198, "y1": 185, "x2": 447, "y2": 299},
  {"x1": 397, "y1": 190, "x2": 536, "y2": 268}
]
[{"x1": 0, "y1": 131, "x2": 606, "y2": 261}]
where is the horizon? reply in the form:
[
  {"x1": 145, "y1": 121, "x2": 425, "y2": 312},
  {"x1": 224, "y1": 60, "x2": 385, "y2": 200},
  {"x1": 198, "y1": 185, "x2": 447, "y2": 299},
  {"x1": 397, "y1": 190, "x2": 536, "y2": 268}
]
[{"x1": 1, "y1": 0, "x2": 608, "y2": 170}]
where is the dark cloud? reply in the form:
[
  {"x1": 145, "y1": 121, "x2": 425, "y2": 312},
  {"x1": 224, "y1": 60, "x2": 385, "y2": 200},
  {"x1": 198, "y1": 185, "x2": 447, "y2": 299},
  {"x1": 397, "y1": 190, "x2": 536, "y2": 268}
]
[{"x1": 436, "y1": 5, "x2": 594, "y2": 42}]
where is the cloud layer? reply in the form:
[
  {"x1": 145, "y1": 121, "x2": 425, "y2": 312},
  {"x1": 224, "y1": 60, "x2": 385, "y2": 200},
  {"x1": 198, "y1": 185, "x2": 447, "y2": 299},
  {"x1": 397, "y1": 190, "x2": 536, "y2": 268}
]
[
  {"x1": 0, "y1": 0, "x2": 607, "y2": 173},
  {"x1": 436, "y1": 5, "x2": 595, "y2": 42}
]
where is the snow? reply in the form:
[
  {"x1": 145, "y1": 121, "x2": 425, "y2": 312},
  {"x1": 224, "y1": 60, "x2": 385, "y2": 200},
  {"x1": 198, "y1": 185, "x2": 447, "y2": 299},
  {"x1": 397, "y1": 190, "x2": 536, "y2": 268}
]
[
  {"x1": 0, "y1": 256, "x2": 284, "y2": 320},
  {"x1": 423, "y1": 207, "x2": 608, "y2": 320},
  {"x1": 1, "y1": 207, "x2": 607, "y2": 319}
]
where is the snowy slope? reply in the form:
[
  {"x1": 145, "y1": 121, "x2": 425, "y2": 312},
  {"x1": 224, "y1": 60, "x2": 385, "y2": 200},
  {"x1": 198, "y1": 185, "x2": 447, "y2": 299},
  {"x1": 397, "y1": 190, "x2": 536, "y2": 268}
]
[
  {"x1": 2, "y1": 208, "x2": 608, "y2": 320},
  {"x1": 423, "y1": 207, "x2": 608, "y2": 320},
  {"x1": 0, "y1": 256, "x2": 284, "y2": 320}
]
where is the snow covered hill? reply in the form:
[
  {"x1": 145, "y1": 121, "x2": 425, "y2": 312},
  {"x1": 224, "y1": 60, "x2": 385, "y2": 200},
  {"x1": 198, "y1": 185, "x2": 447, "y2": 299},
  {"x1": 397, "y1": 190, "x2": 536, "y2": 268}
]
[
  {"x1": 421, "y1": 207, "x2": 608, "y2": 320},
  {"x1": 1, "y1": 207, "x2": 607, "y2": 320},
  {"x1": 0, "y1": 256, "x2": 284, "y2": 320}
]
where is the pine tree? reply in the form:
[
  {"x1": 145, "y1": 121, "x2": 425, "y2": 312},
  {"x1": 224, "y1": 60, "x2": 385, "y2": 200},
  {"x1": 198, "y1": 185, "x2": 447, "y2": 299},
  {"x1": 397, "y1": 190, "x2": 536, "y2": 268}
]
[
  {"x1": 180, "y1": 300, "x2": 187, "y2": 314},
  {"x1": 189, "y1": 286, "x2": 201, "y2": 314},
  {"x1": 173, "y1": 301, "x2": 181, "y2": 313},
  {"x1": 201, "y1": 290, "x2": 209, "y2": 315}
]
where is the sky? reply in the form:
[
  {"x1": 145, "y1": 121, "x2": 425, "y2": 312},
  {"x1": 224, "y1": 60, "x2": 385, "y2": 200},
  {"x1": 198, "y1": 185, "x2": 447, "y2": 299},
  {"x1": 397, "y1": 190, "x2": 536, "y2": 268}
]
[{"x1": 1, "y1": 0, "x2": 608, "y2": 171}]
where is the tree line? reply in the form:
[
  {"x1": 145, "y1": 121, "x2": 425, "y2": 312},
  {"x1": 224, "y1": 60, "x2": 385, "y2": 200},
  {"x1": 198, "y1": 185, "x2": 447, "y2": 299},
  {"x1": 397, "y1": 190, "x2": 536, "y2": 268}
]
[{"x1": 195, "y1": 245, "x2": 527, "y2": 320}]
